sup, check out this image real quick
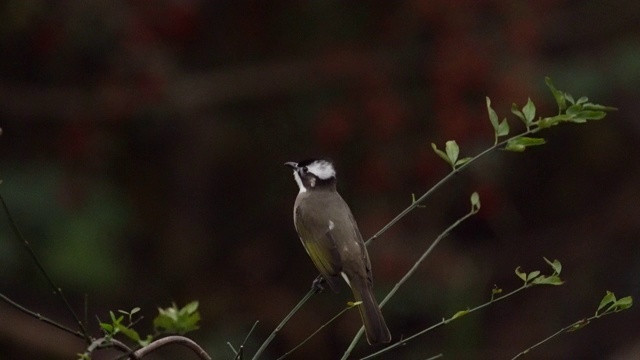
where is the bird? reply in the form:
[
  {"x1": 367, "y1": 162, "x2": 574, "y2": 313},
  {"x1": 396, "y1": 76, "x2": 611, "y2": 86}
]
[{"x1": 285, "y1": 158, "x2": 391, "y2": 345}]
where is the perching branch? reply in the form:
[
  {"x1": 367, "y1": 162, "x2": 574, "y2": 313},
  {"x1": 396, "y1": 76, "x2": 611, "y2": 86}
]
[{"x1": 342, "y1": 193, "x2": 480, "y2": 359}]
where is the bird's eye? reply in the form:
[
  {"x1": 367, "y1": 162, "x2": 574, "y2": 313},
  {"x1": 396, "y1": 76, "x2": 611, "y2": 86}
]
[{"x1": 301, "y1": 167, "x2": 308, "y2": 173}]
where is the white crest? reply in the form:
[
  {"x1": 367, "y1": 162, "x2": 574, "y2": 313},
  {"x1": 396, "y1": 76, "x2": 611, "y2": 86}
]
[{"x1": 306, "y1": 160, "x2": 336, "y2": 180}]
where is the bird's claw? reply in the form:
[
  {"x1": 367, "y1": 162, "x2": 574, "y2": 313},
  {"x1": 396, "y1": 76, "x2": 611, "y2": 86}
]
[{"x1": 312, "y1": 276, "x2": 326, "y2": 294}]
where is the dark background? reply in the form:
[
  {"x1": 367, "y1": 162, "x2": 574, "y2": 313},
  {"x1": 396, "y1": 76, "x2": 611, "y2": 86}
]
[{"x1": 1, "y1": 1, "x2": 639, "y2": 359}]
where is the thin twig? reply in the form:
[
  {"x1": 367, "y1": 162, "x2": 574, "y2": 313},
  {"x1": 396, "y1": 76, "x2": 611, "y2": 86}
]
[
  {"x1": 360, "y1": 283, "x2": 531, "y2": 360},
  {"x1": 364, "y1": 128, "x2": 535, "y2": 248},
  {"x1": 342, "y1": 204, "x2": 479, "y2": 359},
  {"x1": 250, "y1": 287, "x2": 317, "y2": 360},
  {"x1": 0, "y1": 194, "x2": 89, "y2": 342},
  {"x1": 0, "y1": 292, "x2": 85, "y2": 339},
  {"x1": 276, "y1": 304, "x2": 356, "y2": 360},
  {"x1": 233, "y1": 321, "x2": 259, "y2": 360}
]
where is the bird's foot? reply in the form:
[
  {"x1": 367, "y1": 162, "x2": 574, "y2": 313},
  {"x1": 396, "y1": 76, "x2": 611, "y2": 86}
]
[{"x1": 311, "y1": 276, "x2": 326, "y2": 294}]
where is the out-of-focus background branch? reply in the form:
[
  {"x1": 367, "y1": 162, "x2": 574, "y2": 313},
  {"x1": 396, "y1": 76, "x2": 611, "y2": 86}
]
[{"x1": 1, "y1": 1, "x2": 639, "y2": 359}]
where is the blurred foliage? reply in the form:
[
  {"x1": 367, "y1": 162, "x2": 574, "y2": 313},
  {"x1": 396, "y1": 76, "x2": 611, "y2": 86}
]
[{"x1": 1, "y1": 1, "x2": 640, "y2": 359}]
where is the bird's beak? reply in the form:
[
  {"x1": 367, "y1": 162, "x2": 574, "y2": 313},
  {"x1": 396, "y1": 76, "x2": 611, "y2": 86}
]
[{"x1": 284, "y1": 162, "x2": 298, "y2": 169}]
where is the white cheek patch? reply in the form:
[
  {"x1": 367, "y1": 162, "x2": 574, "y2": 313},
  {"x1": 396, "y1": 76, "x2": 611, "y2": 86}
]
[
  {"x1": 306, "y1": 160, "x2": 336, "y2": 180},
  {"x1": 328, "y1": 220, "x2": 335, "y2": 230},
  {"x1": 293, "y1": 171, "x2": 306, "y2": 193}
]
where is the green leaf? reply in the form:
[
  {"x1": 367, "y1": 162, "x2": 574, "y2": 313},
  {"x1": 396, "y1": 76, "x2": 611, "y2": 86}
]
[
  {"x1": 522, "y1": 98, "x2": 536, "y2": 124},
  {"x1": 347, "y1": 301, "x2": 363, "y2": 308},
  {"x1": 115, "y1": 323, "x2": 141, "y2": 342},
  {"x1": 100, "y1": 323, "x2": 114, "y2": 333},
  {"x1": 497, "y1": 118, "x2": 510, "y2": 137},
  {"x1": 613, "y1": 296, "x2": 633, "y2": 311},
  {"x1": 539, "y1": 113, "x2": 578, "y2": 128},
  {"x1": 431, "y1": 143, "x2": 451, "y2": 166},
  {"x1": 445, "y1": 140, "x2": 459, "y2": 165},
  {"x1": 526, "y1": 270, "x2": 541, "y2": 281},
  {"x1": 455, "y1": 157, "x2": 472, "y2": 167},
  {"x1": 486, "y1": 97, "x2": 499, "y2": 131},
  {"x1": 545, "y1": 77, "x2": 566, "y2": 112},
  {"x1": 576, "y1": 96, "x2": 589, "y2": 105},
  {"x1": 597, "y1": 291, "x2": 616, "y2": 315},
  {"x1": 505, "y1": 137, "x2": 546, "y2": 152},
  {"x1": 511, "y1": 103, "x2": 525, "y2": 122},
  {"x1": 531, "y1": 275, "x2": 564, "y2": 286},
  {"x1": 451, "y1": 309, "x2": 470, "y2": 319},
  {"x1": 154, "y1": 301, "x2": 202, "y2": 335},
  {"x1": 543, "y1": 257, "x2": 562, "y2": 275},
  {"x1": 565, "y1": 93, "x2": 575, "y2": 105},
  {"x1": 575, "y1": 110, "x2": 607, "y2": 121},
  {"x1": 566, "y1": 104, "x2": 582, "y2": 115},
  {"x1": 515, "y1": 267, "x2": 527, "y2": 282},
  {"x1": 568, "y1": 117, "x2": 588, "y2": 124},
  {"x1": 470, "y1": 192, "x2": 480, "y2": 210},
  {"x1": 181, "y1": 301, "x2": 199, "y2": 315},
  {"x1": 505, "y1": 143, "x2": 526, "y2": 152},
  {"x1": 582, "y1": 103, "x2": 617, "y2": 112}
]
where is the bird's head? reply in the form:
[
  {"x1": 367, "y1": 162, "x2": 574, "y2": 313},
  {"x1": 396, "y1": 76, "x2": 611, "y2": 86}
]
[{"x1": 285, "y1": 158, "x2": 337, "y2": 193}]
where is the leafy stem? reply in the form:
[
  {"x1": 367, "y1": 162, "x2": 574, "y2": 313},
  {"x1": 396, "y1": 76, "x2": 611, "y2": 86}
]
[
  {"x1": 360, "y1": 258, "x2": 565, "y2": 360},
  {"x1": 511, "y1": 291, "x2": 632, "y2": 359}
]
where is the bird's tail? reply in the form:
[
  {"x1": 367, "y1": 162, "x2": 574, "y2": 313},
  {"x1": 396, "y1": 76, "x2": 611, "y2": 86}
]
[{"x1": 350, "y1": 278, "x2": 391, "y2": 345}]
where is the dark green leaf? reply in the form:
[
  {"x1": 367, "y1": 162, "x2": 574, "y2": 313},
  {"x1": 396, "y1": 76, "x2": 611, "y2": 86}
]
[
  {"x1": 545, "y1": 77, "x2": 566, "y2": 112},
  {"x1": 505, "y1": 137, "x2": 545, "y2": 151},
  {"x1": 566, "y1": 104, "x2": 582, "y2": 115},
  {"x1": 575, "y1": 110, "x2": 607, "y2": 121},
  {"x1": 565, "y1": 93, "x2": 575, "y2": 105},
  {"x1": 582, "y1": 103, "x2": 617, "y2": 111}
]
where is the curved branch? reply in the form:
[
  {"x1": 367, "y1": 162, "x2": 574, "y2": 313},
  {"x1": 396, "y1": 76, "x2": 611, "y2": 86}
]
[{"x1": 133, "y1": 336, "x2": 212, "y2": 360}]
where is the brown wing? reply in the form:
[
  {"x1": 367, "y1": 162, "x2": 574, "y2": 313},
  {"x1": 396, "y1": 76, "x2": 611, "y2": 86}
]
[{"x1": 323, "y1": 196, "x2": 372, "y2": 287}]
